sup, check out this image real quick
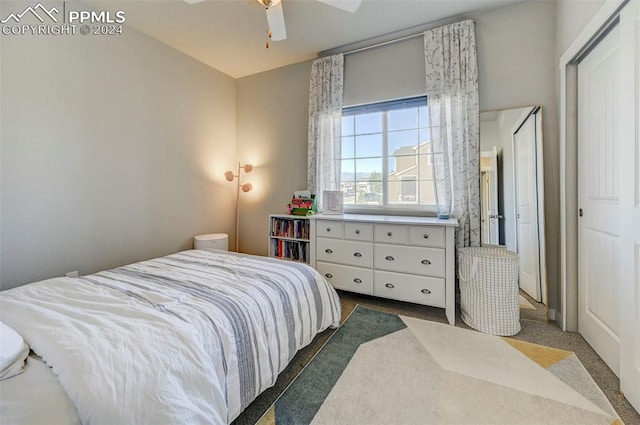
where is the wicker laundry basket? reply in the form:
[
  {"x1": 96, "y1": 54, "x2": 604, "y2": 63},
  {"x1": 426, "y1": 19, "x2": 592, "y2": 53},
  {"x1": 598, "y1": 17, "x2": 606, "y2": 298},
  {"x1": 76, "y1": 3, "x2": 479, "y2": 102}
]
[{"x1": 458, "y1": 246, "x2": 520, "y2": 336}]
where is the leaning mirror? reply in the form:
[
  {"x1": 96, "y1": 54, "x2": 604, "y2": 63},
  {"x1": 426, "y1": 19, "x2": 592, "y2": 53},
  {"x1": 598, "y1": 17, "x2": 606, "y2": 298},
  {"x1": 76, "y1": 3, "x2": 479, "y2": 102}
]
[{"x1": 479, "y1": 106, "x2": 548, "y2": 316}]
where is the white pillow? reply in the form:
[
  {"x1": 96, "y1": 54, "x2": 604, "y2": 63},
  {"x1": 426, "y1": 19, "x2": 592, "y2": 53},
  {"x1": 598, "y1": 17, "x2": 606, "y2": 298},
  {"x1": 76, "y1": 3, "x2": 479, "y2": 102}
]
[{"x1": 0, "y1": 321, "x2": 29, "y2": 380}]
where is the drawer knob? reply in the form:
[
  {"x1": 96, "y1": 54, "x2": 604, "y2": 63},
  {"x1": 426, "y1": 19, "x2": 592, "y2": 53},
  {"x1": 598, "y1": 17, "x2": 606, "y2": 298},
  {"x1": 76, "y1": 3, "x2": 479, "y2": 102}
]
[
  {"x1": 385, "y1": 256, "x2": 395, "y2": 261},
  {"x1": 355, "y1": 229, "x2": 360, "y2": 234},
  {"x1": 421, "y1": 259, "x2": 431, "y2": 265},
  {"x1": 325, "y1": 249, "x2": 333, "y2": 254},
  {"x1": 326, "y1": 227, "x2": 331, "y2": 232},
  {"x1": 387, "y1": 231, "x2": 393, "y2": 237},
  {"x1": 423, "y1": 234, "x2": 429, "y2": 239},
  {"x1": 325, "y1": 273, "x2": 333, "y2": 278},
  {"x1": 421, "y1": 289, "x2": 431, "y2": 294},
  {"x1": 385, "y1": 283, "x2": 395, "y2": 289},
  {"x1": 353, "y1": 252, "x2": 362, "y2": 257},
  {"x1": 354, "y1": 278, "x2": 362, "y2": 284}
]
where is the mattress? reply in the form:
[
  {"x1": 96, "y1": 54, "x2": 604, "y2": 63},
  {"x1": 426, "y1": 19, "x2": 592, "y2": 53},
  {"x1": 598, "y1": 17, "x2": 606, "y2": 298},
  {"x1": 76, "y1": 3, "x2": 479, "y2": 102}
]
[{"x1": 0, "y1": 250, "x2": 341, "y2": 424}]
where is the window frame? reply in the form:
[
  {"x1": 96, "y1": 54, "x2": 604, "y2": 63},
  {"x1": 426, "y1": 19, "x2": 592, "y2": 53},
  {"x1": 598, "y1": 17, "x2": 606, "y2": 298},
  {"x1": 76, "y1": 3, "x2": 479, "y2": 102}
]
[{"x1": 340, "y1": 96, "x2": 440, "y2": 215}]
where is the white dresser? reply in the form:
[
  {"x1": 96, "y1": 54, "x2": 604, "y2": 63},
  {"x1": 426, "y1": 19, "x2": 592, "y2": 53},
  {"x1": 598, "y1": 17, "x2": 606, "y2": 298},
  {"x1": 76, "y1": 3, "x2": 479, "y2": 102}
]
[{"x1": 310, "y1": 214, "x2": 458, "y2": 325}]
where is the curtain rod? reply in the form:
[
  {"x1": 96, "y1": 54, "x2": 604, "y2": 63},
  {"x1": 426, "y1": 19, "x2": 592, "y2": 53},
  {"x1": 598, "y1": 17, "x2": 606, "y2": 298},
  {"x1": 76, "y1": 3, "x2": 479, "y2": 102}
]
[
  {"x1": 318, "y1": 14, "x2": 470, "y2": 58},
  {"x1": 341, "y1": 32, "x2": 424, "y2": 56}
]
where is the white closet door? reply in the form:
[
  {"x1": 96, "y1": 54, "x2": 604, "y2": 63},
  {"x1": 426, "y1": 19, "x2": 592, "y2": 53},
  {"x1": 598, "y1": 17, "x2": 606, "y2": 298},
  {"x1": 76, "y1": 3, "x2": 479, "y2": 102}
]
[
  {"x1": 514, "y1": 115, "x2": 541, "y2": 301},
  {"x1": 577, "y1": 24, "x2": 620, "y2": 377},
  {"x1": 618, "y1": 0, "x2": 640, "y2": 412}
]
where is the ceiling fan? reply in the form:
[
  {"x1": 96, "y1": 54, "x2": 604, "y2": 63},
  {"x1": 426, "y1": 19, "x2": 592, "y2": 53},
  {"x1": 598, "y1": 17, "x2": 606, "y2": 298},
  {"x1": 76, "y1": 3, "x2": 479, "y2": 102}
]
[{"x1": 184, "y1": 0, "x2": 362, "y2": 47}]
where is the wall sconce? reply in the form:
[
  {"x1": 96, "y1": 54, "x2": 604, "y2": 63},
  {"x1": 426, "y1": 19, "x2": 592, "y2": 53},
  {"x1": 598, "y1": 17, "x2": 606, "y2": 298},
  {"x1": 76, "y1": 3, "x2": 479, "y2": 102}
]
[{"x1": 225, "y1": 162, "x2": 253, "y2": 252}]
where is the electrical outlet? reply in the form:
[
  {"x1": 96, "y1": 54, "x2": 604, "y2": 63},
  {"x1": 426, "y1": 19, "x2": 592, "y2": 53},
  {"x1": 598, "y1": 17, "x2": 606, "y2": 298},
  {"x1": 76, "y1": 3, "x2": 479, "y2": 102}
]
[{"x1": 65, "y1": 271, "x2": 79, "y2": 278}]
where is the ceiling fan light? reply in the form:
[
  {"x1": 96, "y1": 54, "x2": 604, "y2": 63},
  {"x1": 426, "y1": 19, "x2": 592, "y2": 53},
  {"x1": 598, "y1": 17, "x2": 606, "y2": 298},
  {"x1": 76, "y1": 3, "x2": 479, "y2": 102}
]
[{"x1": 257, "y1": 0, "x2": 282, "y2": 8}]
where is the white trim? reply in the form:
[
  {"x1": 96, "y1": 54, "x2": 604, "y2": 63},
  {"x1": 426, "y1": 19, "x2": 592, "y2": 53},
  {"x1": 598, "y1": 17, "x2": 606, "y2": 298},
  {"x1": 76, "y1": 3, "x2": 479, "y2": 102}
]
[
  {"x1": 560, "y1": 64, "x2": 568, "y2": 332},
  {"x1": 559, "y1": 1, "x2": 627, "y2": 66},
  {"x1": 559, "y1": 0, "x2": 626, "y2": 332},
  {"x1": 535, "y1": 112, "x2": 548, "y2": 306},
  {"x1": 343, "y1": 204, "x2": 439, "y2": 216}
]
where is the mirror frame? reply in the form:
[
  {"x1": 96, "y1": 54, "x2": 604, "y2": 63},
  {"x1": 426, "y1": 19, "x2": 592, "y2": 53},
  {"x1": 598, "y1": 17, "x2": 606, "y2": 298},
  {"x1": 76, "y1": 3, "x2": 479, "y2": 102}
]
[{"x1": 480, "y1": 106, "x2": 547, "y2": 307}]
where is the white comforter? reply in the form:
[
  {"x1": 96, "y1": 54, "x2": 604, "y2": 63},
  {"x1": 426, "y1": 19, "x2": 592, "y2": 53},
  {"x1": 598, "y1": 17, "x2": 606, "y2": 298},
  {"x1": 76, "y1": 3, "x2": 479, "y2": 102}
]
[{"x1": 0, "y1": 250, "x2": 341, "y2": 424}]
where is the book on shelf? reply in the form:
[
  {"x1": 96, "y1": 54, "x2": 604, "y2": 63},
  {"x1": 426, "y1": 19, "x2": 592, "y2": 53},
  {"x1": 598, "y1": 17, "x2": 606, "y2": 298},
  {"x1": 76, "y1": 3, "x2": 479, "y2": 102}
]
[
  {"x1": 270, "y1": 216, "x2": 310, "y2": 240},
  {"x1": 270, "y1": 239, "x2": 309, "y2": 263}
]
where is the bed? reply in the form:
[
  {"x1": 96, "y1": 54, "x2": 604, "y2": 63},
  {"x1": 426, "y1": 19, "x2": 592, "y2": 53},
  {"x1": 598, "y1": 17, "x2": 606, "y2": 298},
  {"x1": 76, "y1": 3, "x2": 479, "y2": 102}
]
[{"x1": 0, "y1": 249, "x2": 341, "y2": 424}]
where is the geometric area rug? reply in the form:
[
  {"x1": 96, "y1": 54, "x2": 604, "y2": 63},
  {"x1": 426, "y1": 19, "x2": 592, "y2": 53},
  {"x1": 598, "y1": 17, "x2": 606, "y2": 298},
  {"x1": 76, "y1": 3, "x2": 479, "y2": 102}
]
[{"x1": 257, "y1": 306, "x2": 623, "y2": 425}]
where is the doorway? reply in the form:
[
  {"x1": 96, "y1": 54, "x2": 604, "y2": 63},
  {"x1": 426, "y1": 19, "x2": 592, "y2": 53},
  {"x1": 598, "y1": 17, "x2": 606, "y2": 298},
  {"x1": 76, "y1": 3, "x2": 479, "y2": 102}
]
[{"x1": 480, "y1": 147, "x2": 499, "y2": 245}]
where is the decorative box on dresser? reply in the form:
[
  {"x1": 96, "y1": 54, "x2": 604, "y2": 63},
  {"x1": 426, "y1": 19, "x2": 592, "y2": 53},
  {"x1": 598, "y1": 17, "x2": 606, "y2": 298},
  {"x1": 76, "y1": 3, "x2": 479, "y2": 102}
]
[{"x1": 310, "y1": 214, "x2": 458, "y2": 325}]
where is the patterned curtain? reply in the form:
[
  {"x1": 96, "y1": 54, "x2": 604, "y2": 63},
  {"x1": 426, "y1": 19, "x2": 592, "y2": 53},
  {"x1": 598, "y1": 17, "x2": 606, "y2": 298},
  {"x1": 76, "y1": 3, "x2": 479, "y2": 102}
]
[
  {"x1": 307, "y1": 53, "x2": 344, "y2": 211},
  {"x1": 424, "y1": 20, "x2": 480, "y2": 248}
]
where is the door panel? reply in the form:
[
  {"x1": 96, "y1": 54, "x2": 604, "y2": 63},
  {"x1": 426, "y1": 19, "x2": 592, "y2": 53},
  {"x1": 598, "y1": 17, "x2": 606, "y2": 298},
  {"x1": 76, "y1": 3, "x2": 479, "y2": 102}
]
[
  {"x1": 578, "y1": 24, "x2": 620, "y2": 377},
  {"x1": 514, "y1": 114, "x2": 541, "y2": 301}
]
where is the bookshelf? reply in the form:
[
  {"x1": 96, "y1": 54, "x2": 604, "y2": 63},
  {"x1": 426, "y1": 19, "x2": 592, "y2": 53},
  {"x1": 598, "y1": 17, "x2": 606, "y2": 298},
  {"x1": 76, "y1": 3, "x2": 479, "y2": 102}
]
[{"x1": 268, "y1": 214, "x2": 311, "y2": 264}]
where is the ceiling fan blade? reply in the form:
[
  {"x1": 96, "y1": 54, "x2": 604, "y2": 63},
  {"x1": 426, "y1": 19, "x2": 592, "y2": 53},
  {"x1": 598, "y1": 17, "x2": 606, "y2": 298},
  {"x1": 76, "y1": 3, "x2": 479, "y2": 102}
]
[
  {"x1": 266, "y1": 2, "x2": 287, "y2": 41},
  {"x1": 183, "y1": 0, "x2": 205, "y2": 4},
  {"x1": 317, "y1": 0, "x2": 361, "y2": 13}
]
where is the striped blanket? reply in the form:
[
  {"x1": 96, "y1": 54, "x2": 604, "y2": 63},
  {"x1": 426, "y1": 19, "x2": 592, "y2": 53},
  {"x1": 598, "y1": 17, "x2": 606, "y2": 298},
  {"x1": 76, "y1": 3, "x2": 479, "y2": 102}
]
[{"x1": 0, "y1": 250, "x2": 341, "y2": 424}]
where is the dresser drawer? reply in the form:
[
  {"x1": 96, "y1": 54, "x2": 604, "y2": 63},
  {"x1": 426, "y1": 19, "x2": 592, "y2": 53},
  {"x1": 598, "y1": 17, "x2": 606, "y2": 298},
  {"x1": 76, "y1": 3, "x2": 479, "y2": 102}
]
[
  {"x1": 409, "y1": 226, "x2": 445, "y2": 248},
  {"x1": 374, "y1": 271, "x2": 445, "y2": 308},
  {"x1": 316, "y1": 220, "x2": 344, "y2": 239},
  {"x1": 317, "y1": 262, "x2": 373, "y2": 295},
  {"x1": 374, "y1": 244, "x2": 445, "y2": 277},
  {"x1": 374, "y1": 224, "x2": 409, "y2": 244},
  {"x1": 344, "y1": 222, "x2": 373, "y2": 242},
  {"x1": 316, "y1": 238, "x2": 373, "y2": 268}
]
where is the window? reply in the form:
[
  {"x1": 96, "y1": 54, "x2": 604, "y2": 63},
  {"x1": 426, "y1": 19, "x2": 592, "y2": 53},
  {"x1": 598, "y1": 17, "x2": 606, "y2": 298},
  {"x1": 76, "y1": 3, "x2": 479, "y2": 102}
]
[{"x1": 339, "y1": 96, "x2": 441, "y2": 210}]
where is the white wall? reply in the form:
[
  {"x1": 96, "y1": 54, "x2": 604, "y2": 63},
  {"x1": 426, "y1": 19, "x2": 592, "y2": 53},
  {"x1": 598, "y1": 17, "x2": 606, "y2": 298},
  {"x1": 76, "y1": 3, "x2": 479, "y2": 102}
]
[
  {"x1": 236, "y1": 60, "x2": 313, "y2": 256},
  {"x1": 0, "y1": 1, "x2": 237, "y2": 289},
  {"x1": 556, "y1": 0, "x2": 607, "y2": 57}
]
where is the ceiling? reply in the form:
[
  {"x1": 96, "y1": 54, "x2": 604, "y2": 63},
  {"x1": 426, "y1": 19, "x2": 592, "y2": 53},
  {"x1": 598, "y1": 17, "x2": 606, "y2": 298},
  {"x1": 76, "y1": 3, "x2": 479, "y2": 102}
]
[{"x1": 87, "y1": 0, "x2": 528, "y2": 79}]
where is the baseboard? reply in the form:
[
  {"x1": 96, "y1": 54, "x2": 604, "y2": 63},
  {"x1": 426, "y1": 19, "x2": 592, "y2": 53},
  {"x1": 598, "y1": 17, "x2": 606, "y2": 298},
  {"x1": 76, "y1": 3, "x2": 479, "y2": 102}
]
[{"x1": 548, "y1": 308, "x2": 560, "y2": 325}]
